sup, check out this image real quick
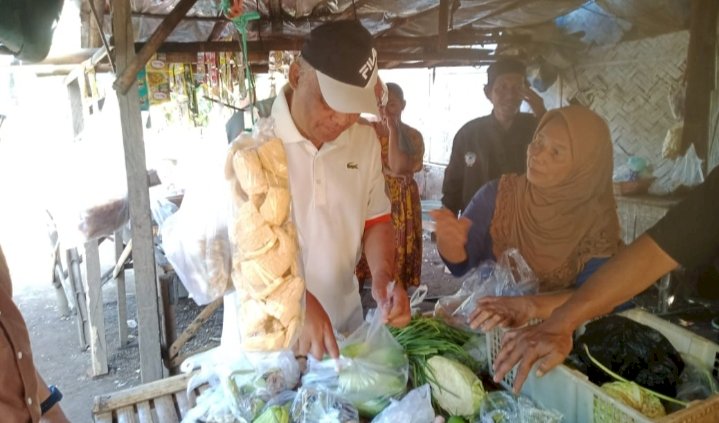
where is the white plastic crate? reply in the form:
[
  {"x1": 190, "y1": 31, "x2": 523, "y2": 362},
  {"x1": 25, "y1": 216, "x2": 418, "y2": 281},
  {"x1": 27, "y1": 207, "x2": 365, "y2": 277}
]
[{"x1": 487, "y1": 308, "x2": 719, "y2": 422}]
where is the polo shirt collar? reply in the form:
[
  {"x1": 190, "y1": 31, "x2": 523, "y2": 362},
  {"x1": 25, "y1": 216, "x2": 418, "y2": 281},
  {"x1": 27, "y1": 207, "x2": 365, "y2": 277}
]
[{"x1": 272, "y1": 84, "x2": 306, "y2": 145}]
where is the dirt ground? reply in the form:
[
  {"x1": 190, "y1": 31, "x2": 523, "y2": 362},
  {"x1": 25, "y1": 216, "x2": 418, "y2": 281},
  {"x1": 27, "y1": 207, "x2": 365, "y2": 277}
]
[{"x1": 17, "y1": 234, "x2": 461, "y2": 423}]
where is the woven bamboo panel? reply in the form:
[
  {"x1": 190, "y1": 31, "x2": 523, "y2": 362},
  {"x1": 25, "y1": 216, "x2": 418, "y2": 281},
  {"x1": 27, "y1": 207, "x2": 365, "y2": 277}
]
[{"x1": 550, "y1": 31, "x2": 689, "y2": 166}]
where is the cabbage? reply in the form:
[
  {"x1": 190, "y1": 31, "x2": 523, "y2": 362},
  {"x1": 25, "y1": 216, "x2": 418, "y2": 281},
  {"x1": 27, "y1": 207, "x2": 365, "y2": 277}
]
[
  {"x1": 601, "y1": 381, "x2": 666, "y2": 418},
  {"x1": 253, "y1": 404, "x2": 290, "y2": 423},
  {"x1": 426, "y1": 356, "x2": 485, "y2": 418}
]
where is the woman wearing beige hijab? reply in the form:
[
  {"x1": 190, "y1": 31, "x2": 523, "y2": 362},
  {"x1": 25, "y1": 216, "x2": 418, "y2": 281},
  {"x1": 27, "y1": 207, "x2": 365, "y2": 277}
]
[{"x1": 431, "y1": 105, "x2": 622, "y2": 330}]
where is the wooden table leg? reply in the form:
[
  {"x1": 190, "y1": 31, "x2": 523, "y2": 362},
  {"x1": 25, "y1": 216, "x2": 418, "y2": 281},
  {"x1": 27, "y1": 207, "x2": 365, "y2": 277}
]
[{"x1": 85, "y1": 239, "x2": 108, "y2": 376}]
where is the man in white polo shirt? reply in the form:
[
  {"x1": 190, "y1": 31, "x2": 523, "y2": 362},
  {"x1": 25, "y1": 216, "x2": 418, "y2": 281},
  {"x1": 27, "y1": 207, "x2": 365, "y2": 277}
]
[{"x1": 222, "y1": 20, "x2": 411, "y2": 360}]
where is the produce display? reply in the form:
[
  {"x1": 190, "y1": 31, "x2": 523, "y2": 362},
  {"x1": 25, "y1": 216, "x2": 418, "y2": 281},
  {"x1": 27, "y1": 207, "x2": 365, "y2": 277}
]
[{"x1": 224, "y1": 134, "x2": 304, "y2": 351}]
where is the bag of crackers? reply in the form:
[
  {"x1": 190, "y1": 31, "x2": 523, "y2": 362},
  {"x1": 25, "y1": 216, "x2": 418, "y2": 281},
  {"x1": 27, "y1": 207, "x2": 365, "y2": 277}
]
[{"x1": 224, "y1": 118, "x2": 305, "y2": 352}]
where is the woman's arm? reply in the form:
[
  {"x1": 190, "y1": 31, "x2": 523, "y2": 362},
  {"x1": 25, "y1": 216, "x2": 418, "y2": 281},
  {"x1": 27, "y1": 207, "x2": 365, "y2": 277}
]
[
  {"x1": 386, "y1": 119, "x2": 424, "y2": 175},
  {"x1": 469, "y1": 291, "x2": 573, "y2": 331}
]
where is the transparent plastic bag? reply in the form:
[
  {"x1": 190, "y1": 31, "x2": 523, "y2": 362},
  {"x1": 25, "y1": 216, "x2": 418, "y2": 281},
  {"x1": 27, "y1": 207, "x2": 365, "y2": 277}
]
[
  {"x1": 181, "y1": 347, "x2": 300, "y2": 423},
  {"x1": 650, "y1": 144, "x2": 704, "y2": 195},
  {"x1": 223, "y1": 117, "x2": 305, "y2": 352},
  {"x1": 371, "y1": 384, "x2": 435, "y2": 423},
  {"x1": 478, "y1": 391, "x2": 562, "y2": 423},
  {"x1": 161, "y1": 139, "x2": 232, "y2": 305},
  {"x1": 676, "y1": 353, "x2": 719, "y2": 403},
  {"x1": 302, "y1": 308, "x2": 409, "y2": 417},
  {"x1": 291, "y1": 387, "x2": 360, "y2": 423},
  {"x1": 436, "y1": 249, "x2": 538, "y2": 328}
]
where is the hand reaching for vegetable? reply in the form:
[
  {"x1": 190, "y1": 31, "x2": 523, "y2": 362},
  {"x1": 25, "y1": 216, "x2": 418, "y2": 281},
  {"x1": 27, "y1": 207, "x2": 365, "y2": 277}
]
[
  {"x1": 296, "y1": 292, "x2": 340, "y2": 360},
  {"x1": 430, "y1": 208, "x2": 472, "y2": 264},
  {"x1": 492, "y1": 319, "x2": 573, "y2": 393},
  {"x1": 374, "y1": 281, "x2": 411, "y2": 328},
  {"x1": 469, "y1": 296, "x2": 536, "y2": 331}
]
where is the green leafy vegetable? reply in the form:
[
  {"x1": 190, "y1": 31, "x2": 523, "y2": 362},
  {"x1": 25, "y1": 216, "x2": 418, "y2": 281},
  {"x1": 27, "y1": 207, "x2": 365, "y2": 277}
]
[
  {"x1": 601, "y1": 381, "x2": 666, "y2": 418},
  {"x1": 389, "y1": 317, "x2": 481, "y2": 389},
  {"x1": 253, "y1": 404, "x2": 290, "y2": 423},
  {"x1": 426, "y1": 355, "x2": 485, "y2": 418}
]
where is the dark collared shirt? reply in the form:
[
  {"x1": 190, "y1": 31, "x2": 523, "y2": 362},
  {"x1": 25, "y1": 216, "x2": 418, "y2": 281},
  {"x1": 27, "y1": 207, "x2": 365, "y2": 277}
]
[{"x1": 441, "y1": 112, "x2": 537, "y2": 215}]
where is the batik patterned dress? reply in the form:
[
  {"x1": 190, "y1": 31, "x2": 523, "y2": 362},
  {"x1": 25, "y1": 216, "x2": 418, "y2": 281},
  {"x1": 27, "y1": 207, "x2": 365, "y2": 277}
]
[{"x1": 356, "y1": 123, "x2": 424, "y2": 288}]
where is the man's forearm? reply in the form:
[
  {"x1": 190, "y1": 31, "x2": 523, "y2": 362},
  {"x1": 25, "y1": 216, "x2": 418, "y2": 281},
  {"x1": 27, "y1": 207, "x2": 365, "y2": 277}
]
[
  {"x1": 548, "y1": 234, "x2": 679, "y2": 332},
  {"x1": 363, "y1": 220, "x2": 395, "y2": 287}
]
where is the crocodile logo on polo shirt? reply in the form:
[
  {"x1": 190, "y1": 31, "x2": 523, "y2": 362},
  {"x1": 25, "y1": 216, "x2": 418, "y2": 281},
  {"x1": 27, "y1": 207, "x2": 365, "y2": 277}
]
[{"x1": 346, "y1": 162, "x2": 358, "y2": 169}]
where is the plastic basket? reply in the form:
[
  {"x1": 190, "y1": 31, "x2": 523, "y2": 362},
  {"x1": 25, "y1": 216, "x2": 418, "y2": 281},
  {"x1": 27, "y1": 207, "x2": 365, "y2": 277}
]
[{"x1": 487, "y1": 308, "x2": 719, "y2": 422}]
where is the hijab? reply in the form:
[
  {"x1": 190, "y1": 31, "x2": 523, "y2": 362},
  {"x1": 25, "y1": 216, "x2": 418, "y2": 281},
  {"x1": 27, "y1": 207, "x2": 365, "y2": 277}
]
[{"x1": 490, "y1": 105, "x2": 622, "y2": 291}]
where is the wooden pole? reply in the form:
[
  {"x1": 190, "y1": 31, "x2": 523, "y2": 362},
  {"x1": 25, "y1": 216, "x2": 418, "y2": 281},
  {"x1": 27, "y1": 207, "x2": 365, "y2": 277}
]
[
  {"x1": 681, "y1": 0, "x2": 718, "y2": 171},
  {"x1": 111, "y1": 0, "x2": 164, "y2": 383},
  {"x1": 437, "y1": 0, "x2": 450, "y2": 50},
  {"x1": 113, "y1": 0, "x2": 199, "y2": 94},
  {"x1": 84, "y1": 240, "x2": 108, "y2": 376}
]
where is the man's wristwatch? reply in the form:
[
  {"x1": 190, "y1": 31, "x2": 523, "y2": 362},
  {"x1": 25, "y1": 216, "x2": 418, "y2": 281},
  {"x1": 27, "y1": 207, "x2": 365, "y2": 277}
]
[{"x1": 41, "y1": 385, "x2": 63, "y2": 415}]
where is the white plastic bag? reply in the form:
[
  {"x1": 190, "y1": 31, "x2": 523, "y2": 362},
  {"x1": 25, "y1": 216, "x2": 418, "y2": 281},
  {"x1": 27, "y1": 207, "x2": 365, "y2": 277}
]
[
  {"x1": 49, "y1": 141, "x2": 129, "y2": 247},
  {"x1": 161, "y1": 140, "x2": 232, "y2": 305},
  {"x1": 290, "y1": 387, "x2": 359, "y2": 423},
  {"x1": 650, "y1": 144, "x2": 704, "y2": 195},
  {"x1": 371, "y1": 384, "x2": 435, "y2": 423}
]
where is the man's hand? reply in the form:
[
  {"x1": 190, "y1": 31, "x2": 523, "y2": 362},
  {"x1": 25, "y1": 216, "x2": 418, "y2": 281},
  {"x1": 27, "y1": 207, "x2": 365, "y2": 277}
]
[
  {"x1": 296, "y1": 292, "x2": 339, "y2": 360},
  {"x1": 521, "y1": 86, "x2": 546, "y2": 119},
  {"x1": 430, "y1": 208, "x2": 472, "y2": 263},
  {"x1": 373, "y1": 281, "x2": 411, "y2": 327},
  {"x1": 469, "y1": 296, "x2": 536, "y2": 332},
  {"x1": 492, "y1": 320, "x2": 573, "y2": 393}
]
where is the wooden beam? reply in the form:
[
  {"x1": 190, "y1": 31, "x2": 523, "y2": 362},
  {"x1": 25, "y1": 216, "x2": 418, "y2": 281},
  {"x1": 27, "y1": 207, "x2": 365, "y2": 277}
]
[
  {"x1": 89, "y1": 0, "x2": 116, "y2": 72},
  {"x1": 379, "y1": 49, "x2": 492, "y2": 63},
  {"x1": 132, "y1": 11, "x2": 225, "y2": 22},
  {"x1": 114, "y1": 0, "x2": 199, "y2": 94},
  {"x1": 437, "y1": 0, "x2": 451, "y2": 50},
  {"x1": 681, "y1": 0, "x2": 718, "y2": 170},
  {"x1": 89, "y1": 0, "x2": 106, "y2": 48},
  {"x1": 207, "y1": 20, "x2": 230, "y2": 42},
  {"x1": 135, "y1": 32, "x2": 513, "y2": 56},
  {"x1": 111, "y1": 0, "x2": 164, "y2": 383}
]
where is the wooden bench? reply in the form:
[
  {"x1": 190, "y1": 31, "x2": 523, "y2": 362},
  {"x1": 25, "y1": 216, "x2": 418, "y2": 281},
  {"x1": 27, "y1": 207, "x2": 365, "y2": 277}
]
[{"x1": 92, "y1": 372, "x2": 204, "y2": 422}]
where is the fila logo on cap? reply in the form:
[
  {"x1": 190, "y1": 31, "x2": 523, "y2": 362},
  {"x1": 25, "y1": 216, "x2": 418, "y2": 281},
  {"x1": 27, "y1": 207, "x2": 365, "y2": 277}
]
[{"x1": 359, "y1": 48, "x2": 377, "y2": 81}]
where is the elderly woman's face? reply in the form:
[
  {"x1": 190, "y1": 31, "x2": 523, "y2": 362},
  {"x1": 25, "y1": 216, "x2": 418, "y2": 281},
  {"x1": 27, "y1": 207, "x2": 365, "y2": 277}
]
[{"x1": 526, "y1": 118, "x2": 573, "y2": 188}]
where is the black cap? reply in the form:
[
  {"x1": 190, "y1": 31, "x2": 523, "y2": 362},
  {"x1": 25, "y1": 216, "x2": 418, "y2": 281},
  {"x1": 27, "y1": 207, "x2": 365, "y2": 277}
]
[
  {"x1": 487, "y1": 57, "x2": 526, "y2": 88},
  {"x1": 301, "y1": 20, "x2": 380, "y2": 115}
]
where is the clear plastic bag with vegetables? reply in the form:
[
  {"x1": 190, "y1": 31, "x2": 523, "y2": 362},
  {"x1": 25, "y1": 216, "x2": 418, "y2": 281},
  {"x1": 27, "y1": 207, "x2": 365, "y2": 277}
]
[
  {"x1": 290, "y1": 387, "x2": 360, "y2": 423},
  {"x1": 301, "y1": 308, "x2": 409, "y2": 418},
  {"x1": 253, "y1": 390, "x2": 295, "y2": 423},
  {"x1": 180, "y1": 348, "x2": 300, "y2": 423},
  {"x1": 478, "y1": 391, "x2": 562, "y2": 423},
  {"x1": 435, "y1": 249, "x2": 537, "y2": 329}
]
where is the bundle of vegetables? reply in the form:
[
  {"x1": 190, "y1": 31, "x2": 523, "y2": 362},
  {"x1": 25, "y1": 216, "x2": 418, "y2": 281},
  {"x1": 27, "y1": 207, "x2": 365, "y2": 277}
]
[
  {"x1": 302, "y1": 310, "x2": 409, "y2": 418},
  {"x1": 389, "y1": 317, "x2": 486, "y2": 418},
  {"x1": 389, "y1": 317, "x2": 482, "y2": 387}
]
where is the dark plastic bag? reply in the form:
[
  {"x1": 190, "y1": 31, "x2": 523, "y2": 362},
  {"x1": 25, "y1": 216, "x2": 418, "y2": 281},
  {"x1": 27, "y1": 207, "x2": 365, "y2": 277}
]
[{"x1": 568, "y1": 315, "x2": 684, "y2": 397}]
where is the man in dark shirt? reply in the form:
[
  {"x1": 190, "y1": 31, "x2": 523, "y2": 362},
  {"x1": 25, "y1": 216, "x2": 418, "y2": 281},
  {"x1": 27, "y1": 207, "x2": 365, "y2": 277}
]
[
  {"x1": 441, "y1": 58, "x2": 546, "y2": 215},
  {"x1": 490, "y1": 165, "x2": 719, "y2": 393}
]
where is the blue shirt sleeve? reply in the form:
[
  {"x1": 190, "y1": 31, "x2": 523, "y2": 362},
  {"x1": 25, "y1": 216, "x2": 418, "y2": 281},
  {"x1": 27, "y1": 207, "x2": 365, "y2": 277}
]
[
  {"x1": 443, "y1": 180, "x2": 498, "y2": 277},
  {"x1": 574, "y1": 257, "x2": 608, "y2": 287}
]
